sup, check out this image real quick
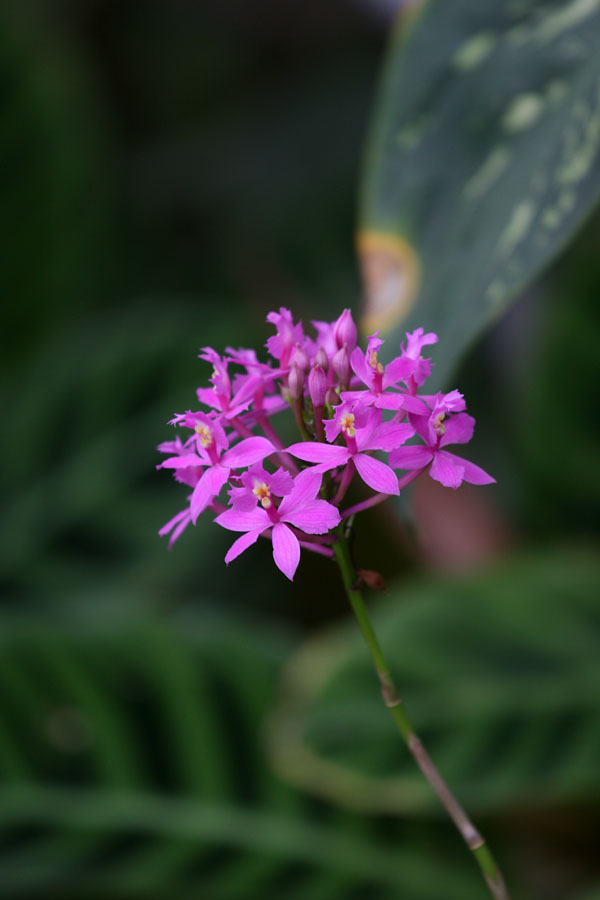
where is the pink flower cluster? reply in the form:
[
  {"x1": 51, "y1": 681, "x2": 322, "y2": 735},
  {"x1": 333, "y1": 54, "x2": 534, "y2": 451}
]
[{"x1": 157, "y1": 308, "x2": 494, "y2": 579}]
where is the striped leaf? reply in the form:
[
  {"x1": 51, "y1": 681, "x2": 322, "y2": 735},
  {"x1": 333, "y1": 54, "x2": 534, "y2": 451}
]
[{"x1": 359, "y1": 0, "x2": 600, "y2": 387}]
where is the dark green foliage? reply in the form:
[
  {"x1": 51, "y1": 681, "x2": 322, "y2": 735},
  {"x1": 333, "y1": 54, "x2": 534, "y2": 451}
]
[
  {"x1": 0, "y1": 614, "x2": 484, "y2": 899},
  {"x1": 268, "y1": 551, "x2": 600, "y2": 815}
]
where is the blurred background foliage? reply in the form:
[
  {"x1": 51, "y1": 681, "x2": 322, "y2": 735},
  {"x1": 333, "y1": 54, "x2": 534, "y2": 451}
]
[{"x1": 1, "y1": 0, "x2": 599, "y2": 898}]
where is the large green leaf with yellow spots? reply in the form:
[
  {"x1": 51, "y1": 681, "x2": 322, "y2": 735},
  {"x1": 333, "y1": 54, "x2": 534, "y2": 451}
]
[{"x1": 358, "y1": 0, "x2": 600, "y2": 387}]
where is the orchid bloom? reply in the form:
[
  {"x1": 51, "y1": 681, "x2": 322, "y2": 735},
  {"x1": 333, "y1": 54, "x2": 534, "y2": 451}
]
[
  {"x1": 343, "y1": 332, "x2": 427, "y2": 414},
  {"x1": 159, "y1": 411, "x2": 276, "y2": 521},
  {"x1": 286, "y1": 403, "x2": 414, "y2": 495},
  {"x1": 215, "y1": 468, "x2": 340, "y2": 580},
  {"x1": 158, "y1": 307, "x2": 495, "y2": 575},
  {"x1": 389, "y1": 392, "x2": 495, "y2": 490}
]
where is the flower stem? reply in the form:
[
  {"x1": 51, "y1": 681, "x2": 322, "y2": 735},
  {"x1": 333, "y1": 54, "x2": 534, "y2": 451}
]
[{"x1": 332, "y1": 527, "x2": 510, "y2": 900}]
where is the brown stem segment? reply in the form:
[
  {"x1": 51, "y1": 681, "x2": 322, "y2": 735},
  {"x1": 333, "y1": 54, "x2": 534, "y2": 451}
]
[{"x1": 333, "y1": 527, "x2": 510, "y2": 900}]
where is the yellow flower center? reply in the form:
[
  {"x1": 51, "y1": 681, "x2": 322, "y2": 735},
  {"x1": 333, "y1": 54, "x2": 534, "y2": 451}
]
[
  {"x1": 433, "y1": 412, "x2": 446, "y2": 436},
  {"x1": 195, "y1": 422, "x2": 214, "y2": 447},
  {"x1": 252, "y1": 481, "x2": 272, "y2": 509},
  {"x1": 368, "y1": 350, "x2": 384, "y2": 375},
  {"x1": 340, "y1": 412, "x2": 356, "y2": 438}
]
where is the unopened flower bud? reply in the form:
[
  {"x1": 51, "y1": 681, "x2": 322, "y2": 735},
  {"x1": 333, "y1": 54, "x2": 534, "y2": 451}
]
[
  {"x1": 308, "y1": 364, "x2": 327, "y2": 408},
  {"x1": 332, "y1": 344, "x2": 351, "y2": 386},
  {"x1": 291, "y1": 344, "x2": 310, "y2": 372},
  {"x1": 288, "y1": 363, "x2": 305, "y2": 400},
  {"x1": 314, "y1": 346, "x2": 329, "y2": 372},
  {"x1": 325, "y1": 386, "x2": 341, "y2": 408},
  {"x1": 334, "y1": 308, "x2": 357, "y2": 351}
]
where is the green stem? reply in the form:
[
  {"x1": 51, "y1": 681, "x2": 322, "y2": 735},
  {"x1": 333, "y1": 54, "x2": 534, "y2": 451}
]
[{"x1": 333, "y1": 527, "x2": 510, "y2": 900}]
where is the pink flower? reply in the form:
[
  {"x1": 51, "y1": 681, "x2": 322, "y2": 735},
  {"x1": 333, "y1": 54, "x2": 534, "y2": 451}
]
[
  {"x1": 286, "y1": 404, "x2": 414, "y2": 495},
  {"x1": 228, "y1": 463, "x2": 294, "y2": 511},
  {"x1": 389, "y1": 392, "x2": 495, "y2": 490},
  {"x1": 265, "y1": 307, "x2": 305, "y2": 369},
  {"x1": 343, "y1": 332, "x2": 427, "y2": 414},
  {"x1": 215, "y1": 468, "x2": 341, "y2": 580},
  {"x1": 159, "y1": 412, "x2": 276, "y2": 521},
  {"x1": 390, "y1": 328, "x2": 438, "y2": 388}
]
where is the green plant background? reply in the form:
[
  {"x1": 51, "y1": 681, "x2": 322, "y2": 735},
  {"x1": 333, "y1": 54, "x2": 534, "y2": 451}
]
[{"x1": 1, "y1": 1, "x2": 599, "y2": 898}]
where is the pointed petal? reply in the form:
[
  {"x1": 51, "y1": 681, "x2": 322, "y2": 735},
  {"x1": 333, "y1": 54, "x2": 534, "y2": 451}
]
[
  {"x1": 442, "y1": 451, "x2": 495, "y2": 485},
  {"x1": 278, "y1": 467, "x2": 323, "y2": 517},
  {"x1": 382, "y1": 355, "x2": 414, "y2": 386},
  {"x1": 353, "y1": 453, "x2": 400, "y2": 495},
  {"x1": 190, "y1": 466, "x2": 229, "y2": 522},
  {"x1": 222, "y1": 436, "x2": 275, "y2": 468},
  {"x1": 224, "y1": 529, "x2": 263, "y2": 565},
  {"x1": 350, "y1": 346, "x2": 372, "y2": 388},
  {"x1": 285, "y1": 500, "x2": 341, "y2": 534},
  {"x1": 158, "y1": 508, "x2": 188, "y2": 537},
  {"x1": 362, "y1": 422, "x2": 415, "y2": 453},
  {"x1": 215, "y1": 507, "x2": 270, "y2": 532},
  {"x1": 285, "y1": 442, "x2": 349, "y2": 466},
  {"x1": 430, "y1": 451, "x2": 464, "y2": 489},
  {"x1": 439, "y1": 413, "x2": 475, "y2": 447},
  {"x1": 272, "y1": 523, "x2": 301, "y2": 581},
  {"x1": 157, "y1": 453, "x2": 204, "y2": 470},
  {"x1": 389, "y1": 444, "x2": 434, "y2": 470}
]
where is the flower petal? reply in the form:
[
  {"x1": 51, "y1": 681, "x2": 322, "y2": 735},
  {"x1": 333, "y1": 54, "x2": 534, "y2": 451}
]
[
  {"x1": 190, "y1": 466, "x2": 229, "y2": 523},
  {"x1": 389, "y1": 444, "x2": 434, "y2": 470},
  {"x1": 224, "y1": 529, "x2": 264, "y2": 565},
  {"x1": 429, "y1": 450, "x2": 464, "y2": 489},
  {"x1": 350, "y1": 346, "x2": 372, "y2": 388},
  {"x1": 439, "y1": 413, "x2": 475, "y2": 447},
  {"x1": 157, "y1": 453, "x2": 205, "y2": 470},
  {"x1": 361, "y1": 422, "x2": 415, "y2": 453},
  {"x1": 222, "y1": 436, "x2": 275, "y2": 468},
  {"x1": 442, "y1": 451, "x2": 495, "y2": 485},
  {"x1": 215, "y1": 507, "x2": 270, "y2": 532},
  {"x1": 285, "y1": 499, "x2": 341, "y2": 534},
  {"x1": 353, "y1": 453, "x2": 400, "y2": 495},
  {"x1": 278, "y1": 467, "x2": 324, "y2": 517},
  {"x1": 285, "y1": 442, "x2": 349, "y2": 466},
  {"x1": 272, "y1": 523, "x2": 301, "y2": 581}
]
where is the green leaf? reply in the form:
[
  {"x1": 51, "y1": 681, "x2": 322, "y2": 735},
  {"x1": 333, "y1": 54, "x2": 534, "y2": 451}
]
[
  {"x1": 0, "y1": 612, "x2": 485, "y2": 899},
  {"x1": 358, "y1": 0, "x2": 600, "y2": 387},
  {"x1": 267, "y1": 549, "x2": 600, "y2": 815}
]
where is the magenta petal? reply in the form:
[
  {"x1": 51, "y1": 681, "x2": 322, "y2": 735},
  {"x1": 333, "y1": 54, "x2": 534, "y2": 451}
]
[
  {"x1": 350, "y1": 346, "x2": 372, "y2": 388},
  {"x1": 196, "y1": 387, "x2": 221, "y2": 410},
  {"x1": 158, "y1": 508, "x2": 188, "y2": 537},
  {"x1": 286, "y1": 442, "x2": 349, "y2": 466},
  {"x1": 442, "y1": 452, "x2": 495, "y2": 485},
  {"x1": 372, "y1": 392, "x2": 407, "y2": 411},
  {"x1": 430, "y1": 451, "x2": 464, "y2": 489},
  {"x1": 389, "y1": 444, "x2": 434, "y2": 470},
  {"x1": 222, "y1": 436, "x2": 275, "y2": 468},
  {"x1": 362, "y1": 422, "x2": 415, "y2": 453},
  {"x1": 382, "y1": 356, "x2": 413, "y2": 386},
  {"x1": 285, "y1": 500, "x2": 341, "y2": 534},
  {"x1": 399, "y1": 394, "x2": 429, "y2": 415},
  {"x1": 158, "y1": 453, "x2": 205, "y2": 470},
  {"x1": 272, "y1": 523, "x2": 301, "y2": 581},
  {"x1": 224, "y1": 529, "x2": 263, "y2": 565},
  {"x1": 278, "y1": 468, "x2": 323, "y2": 517},
  {"x1": 353, "y1": 453, "x2": 400, "y2": 495},
  {"x1": 215, "y1": 507, "x2": 270, "y2": 532},
  {"x1": 190, "y1": 466, "x2": 229, "y2": 522},
  {"x1": 439, "y1": 413, "x2": 475, "y2": 447}
]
